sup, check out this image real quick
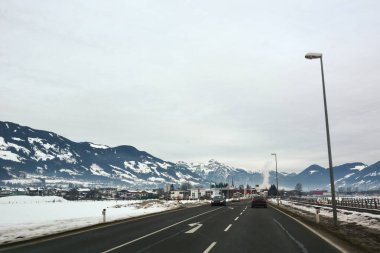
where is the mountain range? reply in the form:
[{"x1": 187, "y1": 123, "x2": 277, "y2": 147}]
[{"x1": 1, "y1": 121, "x2": 379, "y2": 191}]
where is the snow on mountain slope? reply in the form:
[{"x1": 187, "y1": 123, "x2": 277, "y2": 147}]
[
  {"x1": 0, "y1": 121, "x2": 203, "y2": 187},
  {"x1": 1, "y1": 121, "x2": 379, "y2": 190},
  {"x1": 177, "y1": 159, "x2": 261, "y2": 187}
]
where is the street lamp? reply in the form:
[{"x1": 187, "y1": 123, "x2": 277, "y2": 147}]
[
  {"x1": 305, "y1": 52, "x2": 338, "y2": 226},
  {"x1": 271, "y1": 153, "x2": 279, "y2": 205},
  {"x1": 227, "y1": 175, "x2": 230, "y2": 199}
]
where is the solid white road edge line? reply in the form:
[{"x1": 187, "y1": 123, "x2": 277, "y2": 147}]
[
  {"x1": 234, "y1": 217, "x2": 239, "y2": 221},
  {"x1": 224, "y1": 224, "x2": 232, "y2": 232},
  {"x1": 271, "y1": 205, "x2": 348, "y2": 253},
  {"x1": 273, "y1": 218, "x2": 308, "y2": 253},
  {"x1": 101, "y1": 207, "x2": 223, "y2": 253},
  {"x1": 4, "y1": 204, "x2": 203, "y2": 249},
  {"x1": 203, "y1": 242, "x2": 217, "y2": 253}
]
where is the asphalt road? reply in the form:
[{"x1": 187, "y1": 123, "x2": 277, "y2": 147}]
[{"x1": 0, "y1": 200, "x2": 342, "y2": 253}]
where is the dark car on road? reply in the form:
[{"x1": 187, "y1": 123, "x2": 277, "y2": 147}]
[
  {"x1": 251, "y1": 195, "x2": 267, "y2": 208},
  {"x1": 211, "y1": 195, "x2": 226, "y2": 206}
]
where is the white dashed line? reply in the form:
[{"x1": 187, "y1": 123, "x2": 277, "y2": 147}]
[
  {"x1": 234, "y1": 217, "x2": 239, "y2": 221},
  {"x1": 224, "y1": 224, "x2": 232, "y2": 232},
  {"x1": 101, "y1": 207, "x2": 222, "y2": 253},
  {"x1": 203, "y1": 242, "x2": 217, "y2": 253}
]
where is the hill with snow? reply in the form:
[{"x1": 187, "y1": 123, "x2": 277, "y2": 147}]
[
  {"x1": 0, "y1": 121, "x2": 202, "y2": 187},
  {"x1": 1, "y1": 121, "x2": 379, "y2": 190}
]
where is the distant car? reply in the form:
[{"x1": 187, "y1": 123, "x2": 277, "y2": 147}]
[
  {"x1": 211, "y1": 195, "x2": 226, "y2": 206},
  {"x1": 231, "y1": 193, "x2": 241, "y2": 202},
  {"x1": 251, "y1": 195, "x2": 267, "y2": 208}
]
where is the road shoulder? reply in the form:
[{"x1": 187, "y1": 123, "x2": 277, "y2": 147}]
[{"x1": 269, "y1": 203, "x2": 376, "y2": 253}]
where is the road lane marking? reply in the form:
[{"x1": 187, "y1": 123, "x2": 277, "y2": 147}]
[
  {"x1": 2, "y1": 205, "x2": 205, "y2": 250},
  {"x1": 224, "y1": 224, "x2": 232, "y2": 232},
  {"x1": 101, "y1": 207, "x2": 223, "y2": 253},
  {"x1": 273, "y1": 218, "x2": 308, "y2": 253},
  {"x1": 203, "y1": 242, "x2": 217, "y2": 253},
  {"x1": 185, "y1": 222, "x2": 203, "y2": 233},
  {"x1": 271, "y1": 205, "x2": 349, "y2": 253},
  {"x1": 240, "y1": 212, "x2": 243, "y2": 215},
  {"x1": 234, "y1": 217, "x2": 239, "y2": 221}
]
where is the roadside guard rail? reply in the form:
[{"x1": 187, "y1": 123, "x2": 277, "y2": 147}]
[{"x1": 287, "y1": 196, "x2": 380, "y2": 210}]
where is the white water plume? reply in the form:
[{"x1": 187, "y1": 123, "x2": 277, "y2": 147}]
[{"x1": 261, "y1": 161, "x2": 272, "y2": 189}]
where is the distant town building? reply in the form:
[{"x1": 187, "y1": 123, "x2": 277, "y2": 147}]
[
  {"x1": 164, "y1": 184, "x2": 172, "y2": 193},
  {"x1": 170, "y1": 190, "x2": 188, "y2": 200},
  {"x1": 310, "y1": 190, "x2": 328, "y2": 196},
  {"x1": 189, "y1": 188, "x2": 221, "y2": 199}
]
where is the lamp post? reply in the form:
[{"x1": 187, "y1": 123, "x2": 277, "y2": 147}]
[
  {"x1": 227, "y1": 175, "x2": 230, "y2": 199},
  {"x1": 305, "y1": 52, "x2": 338, "y2": 226},
  {"x1": 271, "y1": 153, "x2": 279, "y2": 205}
]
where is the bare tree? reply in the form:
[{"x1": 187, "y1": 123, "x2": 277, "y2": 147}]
[{"x1": 295, "y1": 183, "x2": 303, "y2": 196}]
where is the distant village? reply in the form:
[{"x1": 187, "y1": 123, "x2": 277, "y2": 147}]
[
  {"x1": 1, "y1": 172, "x2": 351, "y2": 200},
  {"x1": 0, "y1": 180, "x2": 341, "y2": 201},
  {"x1": 0, "y1": 182, "x2": 262, "y2": 201},
  {"x1": 4, "y1": 174, "x2": 377, "y2": 201}
]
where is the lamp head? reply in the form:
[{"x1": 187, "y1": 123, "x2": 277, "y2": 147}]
[{"x1": 305, "y1": 52, "x2": 322, "y2": 59}]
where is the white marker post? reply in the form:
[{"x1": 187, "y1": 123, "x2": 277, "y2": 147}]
[
  {"x1": 315, "y1": 207, "x2": 320, "y2": 224},
  {"x1": 102, "y1": 209, "x2": 106, "y2": 223}
]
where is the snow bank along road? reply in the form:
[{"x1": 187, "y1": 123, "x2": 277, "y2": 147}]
[{"x1": 0, "y1": 201, "x2": 342, "y2": 253}]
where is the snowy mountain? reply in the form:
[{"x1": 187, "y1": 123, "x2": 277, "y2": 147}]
[
  {"x1": 274, "y1": 163, "x2": 370, "y2": 191},
  {"x1": 177, "y1": 160, "x2": 262, "y2": 187},
  {"x1": 336, "y1": 161, "x2": 379, "y2": 190},
  {"x1": 0, "y1": 121, "x2": 203, "y2": 187},
  {"x1": 281, "y1": 164, "x2": 329, "y2": 190},
  {"x1": 0, "y1": 121, "x2": 379, "y2": 191}
]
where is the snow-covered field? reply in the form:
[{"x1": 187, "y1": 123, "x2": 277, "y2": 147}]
[
  {"x1": 3, "y1": 196, "x2": 379, "y2": 246},
  {"x1": 0, "y1": 196, "x2": 206, "y2": 245},
  {"x1": 269, "y1": 199, "x2": 380, "y2": 230}
]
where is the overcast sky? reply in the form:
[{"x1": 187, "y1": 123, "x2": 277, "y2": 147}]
[{"x1": 1, "y1": 0, "x2": 379, "y2": 172}]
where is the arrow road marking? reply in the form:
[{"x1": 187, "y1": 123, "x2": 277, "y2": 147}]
[
  {"x1": 185, "y1": 222, "x2": 203, "y2": 233},
  {"x1": 102, "y1": 207, "x2": 222, "y2": 253}
]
